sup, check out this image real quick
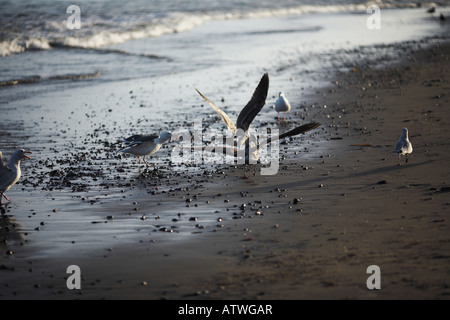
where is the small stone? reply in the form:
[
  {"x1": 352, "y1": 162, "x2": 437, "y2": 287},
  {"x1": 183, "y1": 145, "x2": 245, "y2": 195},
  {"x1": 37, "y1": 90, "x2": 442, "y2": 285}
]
[{"x1": 293, "y1": 198, "x2": 301, "y2": 204}]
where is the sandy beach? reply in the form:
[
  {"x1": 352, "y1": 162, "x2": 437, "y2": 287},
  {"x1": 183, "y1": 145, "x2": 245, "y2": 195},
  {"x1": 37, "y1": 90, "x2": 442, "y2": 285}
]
[{"x1": 1, "y1": 5, "x2": 450, "y2": 301}]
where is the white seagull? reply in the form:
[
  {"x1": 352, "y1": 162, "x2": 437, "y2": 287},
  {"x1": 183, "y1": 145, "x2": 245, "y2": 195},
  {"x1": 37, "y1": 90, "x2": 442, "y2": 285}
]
[
  {"x1": 119, "y1": 131, "x2": 172, "y2": 167},
  {"x1": 275, "y1": 91, "x2": 291, "y2": 122},
  {"x1": 395, "y1": 127, "x2": 413, "y2": 165},
  {"x1": 195, "y1": 73, "x2": 269, "y2": 148},
  {"x1": 0, "y1": 149, "x2": 32, "y2": 205}
]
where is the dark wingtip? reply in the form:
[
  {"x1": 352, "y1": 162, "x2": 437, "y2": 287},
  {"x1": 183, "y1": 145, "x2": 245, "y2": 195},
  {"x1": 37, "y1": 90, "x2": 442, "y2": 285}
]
[{"x1": 279, "y1": 122, "x2": 321, "y2": 140}]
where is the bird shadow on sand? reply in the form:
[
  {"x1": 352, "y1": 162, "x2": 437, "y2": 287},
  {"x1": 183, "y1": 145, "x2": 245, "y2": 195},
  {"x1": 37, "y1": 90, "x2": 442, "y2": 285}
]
[
  {"x1": 344, "y1": 160, "x2": 430, "y2": 179},
  {"x1": 241, "y1": 160, "x2": 431, "y2": 193},
  {"x1": 1, "y1": 204, "x2": 25, "y2": 248}
]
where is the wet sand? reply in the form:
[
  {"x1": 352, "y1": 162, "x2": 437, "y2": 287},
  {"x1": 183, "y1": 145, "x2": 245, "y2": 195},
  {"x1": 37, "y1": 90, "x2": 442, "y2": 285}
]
[{"x1": 1, "y1": 38, "x2": 449, "y2": 300}]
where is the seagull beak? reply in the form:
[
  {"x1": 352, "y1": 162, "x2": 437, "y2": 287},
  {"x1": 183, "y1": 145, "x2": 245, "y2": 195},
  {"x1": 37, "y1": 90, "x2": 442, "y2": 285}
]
[{"x1": 23, "y1": 151, "x2": 32, "y2": 160}]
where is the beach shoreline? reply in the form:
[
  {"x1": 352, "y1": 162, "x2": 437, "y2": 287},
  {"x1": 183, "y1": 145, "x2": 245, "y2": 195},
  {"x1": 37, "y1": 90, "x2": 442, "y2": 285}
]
[{"x1": 1, "y1": 32, "x2": 449, "y2": 299}]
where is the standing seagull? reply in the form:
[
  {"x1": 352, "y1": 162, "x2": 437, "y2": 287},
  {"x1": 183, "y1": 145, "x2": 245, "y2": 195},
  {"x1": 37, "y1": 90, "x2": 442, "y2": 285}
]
[
  {"x1": 195, "y1": 73, "x2": 269, "y2": 148},
  {"x1": 0, "y1": 149, "x2": 32, "y2": 205},
  {"x1": 275, "y1": 91, "x2": 291, "y2": 122},
  {"x1": 395, "y1": 127, "x2": 413, "y2": 165},
  {"x1": 119, "y1": 131, "x2": 172, "y2": 167}
]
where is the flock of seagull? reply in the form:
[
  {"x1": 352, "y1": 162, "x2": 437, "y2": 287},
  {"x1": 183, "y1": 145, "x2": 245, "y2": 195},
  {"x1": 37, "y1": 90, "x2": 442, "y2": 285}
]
[{"x1": 0, "y1": 73, "x2": 413, "y2": 205}]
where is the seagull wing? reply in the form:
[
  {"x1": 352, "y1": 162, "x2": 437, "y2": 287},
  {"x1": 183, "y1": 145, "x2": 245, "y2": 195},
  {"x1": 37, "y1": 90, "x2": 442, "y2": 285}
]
[
  {"x1": 278, "y1": 122, "x2": 321, "y2": 140},
  {"x1": 122, "y1": 134, "x2": 159, "y2": 147},
  {"x1": 195, "y1": 88, "x2": 237, "y2": 135},
  {"x1": 236, "y1": 73, "x2": 269, "y2": 132},
  {"x1": 0, "y1": 153, "x2": 13, "y2": 191},
  {"x1": 259, "y1": 122, "x2": 320, "y2": 148}
]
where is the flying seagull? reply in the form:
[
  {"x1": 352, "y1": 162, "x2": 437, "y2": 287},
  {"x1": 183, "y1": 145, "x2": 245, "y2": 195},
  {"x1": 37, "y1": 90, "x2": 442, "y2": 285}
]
[
  {"x1": 119, "y1": 131, "x2": 172, "y2": 167},
  {"x1": 275, "y1": 91, "x2": 291, "y2": 122},
  {"x1": 195, "y1": 73, "x2": 269, "y2": 147},
  {"x1": 0, "y1": 149, "x2": 32, "y2": 205},
  {"x1": 394, "y1": 127, "x2": 413, "y2": 165},
  {"x1": 200, "y1": 122, "x2": 320, "y2": 178}
]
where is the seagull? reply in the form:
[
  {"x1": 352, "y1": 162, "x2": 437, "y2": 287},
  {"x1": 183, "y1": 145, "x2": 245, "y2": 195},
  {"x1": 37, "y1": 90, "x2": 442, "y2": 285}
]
[
  {"x1": 119, "y1": 131, "x2": 172, "y2": 167},
  {"x1": 200, "y1": 122, "x2": 320, "y2": 178},
  {"x1": 0, "y1": 149, "x2": 32, "y2": 205},
  {"x1": 195, "y1": 73, "x2": 269, "y2": 148},
  {"x1": 275, "y1": 91, "x2": 291, "y2": 122},
  {"x1": 395, "y1": 127, "x2": 413, "y2": 165}
]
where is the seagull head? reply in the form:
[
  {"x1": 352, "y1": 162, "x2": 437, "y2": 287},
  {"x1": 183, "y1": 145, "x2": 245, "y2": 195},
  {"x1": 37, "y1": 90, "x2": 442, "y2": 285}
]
[
  {"x1": 9, "y1": 149, "x2": 32, "y2": 164},
  {"x1": 17, "y1": 149, "x2": 32, "y2": 160},
  {"x1": 159, "y1": 131, "x2": 172, "y2": 143},
  {"x1": 401, "y1": 127, "x2": 408, "y2": 138},
  {"x1": 278, "y1": 92, "x2": 284, "y2": 97}
]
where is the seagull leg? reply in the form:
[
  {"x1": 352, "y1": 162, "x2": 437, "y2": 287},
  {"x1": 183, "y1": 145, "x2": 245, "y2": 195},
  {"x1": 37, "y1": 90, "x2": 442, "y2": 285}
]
[
  {"x1": 405, "y1": 154, "x2": 409, "y2": 163},
  {"x1": 243, "y1": 166, "x2": 248, "y2": 179},
  {"x1": 397, "y1": 154, "x2": 401, "y2": 166},
  {"x1": 143, "y1": 156, "x2": 154, "y2": 167},
  {"x1": 1, "y1": 193, "x2": 11, "y2": 205},
  {"x1": 138, "y1": 156, "x2": 141, "y2": 165},
  {"x1": 253, "y1": 165, "x2": 256, "y2": 176}
]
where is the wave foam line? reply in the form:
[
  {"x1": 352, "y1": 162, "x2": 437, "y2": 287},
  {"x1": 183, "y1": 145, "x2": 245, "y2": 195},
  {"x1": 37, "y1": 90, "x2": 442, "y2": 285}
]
[{"x1": 0, "y1": 72, "x2": 101, "y2": 87}]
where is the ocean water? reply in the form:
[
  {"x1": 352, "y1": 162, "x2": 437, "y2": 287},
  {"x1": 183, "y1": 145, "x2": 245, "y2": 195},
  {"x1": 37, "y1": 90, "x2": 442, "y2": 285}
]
[
  {"x1": 0, "y1": 0, "x2": 448, "y2": 83},
  {"x1": 0, "y1": 0, "x2": 444, "y2": 55}
]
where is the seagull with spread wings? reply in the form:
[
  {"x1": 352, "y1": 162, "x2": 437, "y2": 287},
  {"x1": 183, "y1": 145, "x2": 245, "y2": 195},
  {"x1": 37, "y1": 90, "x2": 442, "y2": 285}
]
[
  {"x1": 195, "y1": 73, "x2": 269, "y2": 148},
  {"x1": 200, "y1": 122, "x2": 321, "y2": 178}
]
